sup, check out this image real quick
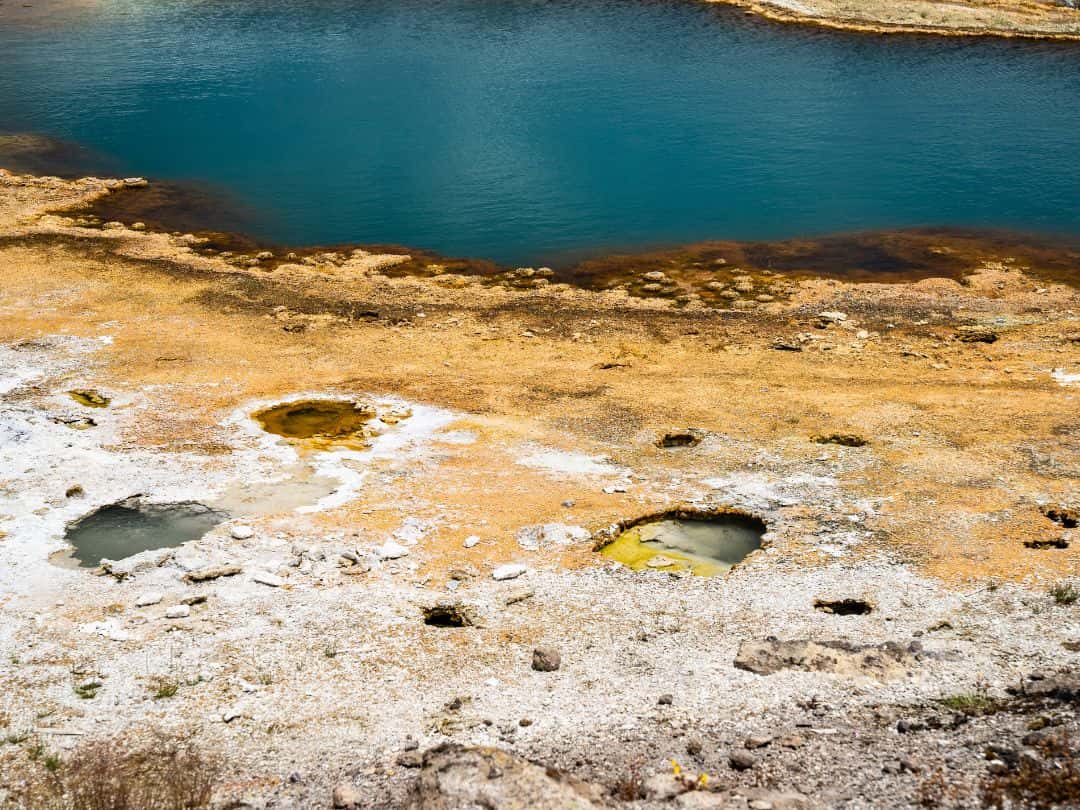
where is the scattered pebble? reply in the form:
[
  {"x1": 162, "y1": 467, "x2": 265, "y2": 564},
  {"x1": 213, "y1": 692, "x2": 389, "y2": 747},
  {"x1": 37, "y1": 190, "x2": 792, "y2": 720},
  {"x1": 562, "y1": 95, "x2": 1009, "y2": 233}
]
[
  {"x1": 378, "y1": 540, "x2": 410, "y2": 560},
  {"x1": 253, "y1": 571, "x2": 284, "y2": 587},
  {"x1": 531, "y1": 646, "x2": 561, "y2": 672},
  {"x1": 729, "y1": 748, "x2": 758, "y2": 770},
  {"x1": 492, "y1": 563, "x2": 527, "y2": 581},
  {"x1": 332, "y1": 783, "x2": 360, "y2": 808},
  {"x1": 135, "y1": 592, "x2": 163, "y2": 607}
]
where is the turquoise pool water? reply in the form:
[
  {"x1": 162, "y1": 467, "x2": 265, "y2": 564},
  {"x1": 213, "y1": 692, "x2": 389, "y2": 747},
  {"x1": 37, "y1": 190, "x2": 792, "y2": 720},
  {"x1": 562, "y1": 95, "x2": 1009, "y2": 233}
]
[{"x1": 1, "y1": 0, "x2": 1078, "y2": 264}]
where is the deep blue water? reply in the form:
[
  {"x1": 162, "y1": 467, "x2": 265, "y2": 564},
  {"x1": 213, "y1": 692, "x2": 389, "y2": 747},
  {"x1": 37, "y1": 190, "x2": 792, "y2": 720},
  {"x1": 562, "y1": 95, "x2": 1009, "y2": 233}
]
[{"x1": 1, "y1": 0, "x2": 1079, "y2": 264}]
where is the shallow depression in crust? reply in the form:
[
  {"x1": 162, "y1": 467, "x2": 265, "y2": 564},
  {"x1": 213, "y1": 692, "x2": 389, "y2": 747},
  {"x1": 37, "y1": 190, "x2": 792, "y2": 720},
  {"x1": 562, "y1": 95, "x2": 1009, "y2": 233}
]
[
  {"x1": 601, "y1": 512, "x2": 765, "y2": 577},
  {"x1": 61, "y1": 498, "x2": 227, "y2": 568},
  {"x1": 253, "y1": 399, "x2": 377, "y2": 449}
]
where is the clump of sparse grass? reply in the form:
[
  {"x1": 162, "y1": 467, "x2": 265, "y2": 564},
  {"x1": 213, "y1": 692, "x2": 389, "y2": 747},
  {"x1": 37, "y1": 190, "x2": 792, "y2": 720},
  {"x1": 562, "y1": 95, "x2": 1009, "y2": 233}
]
[
  {"x1": 149, "y1": 677, "x2": 179, "y2": 700},
  {"x1": 20, "y1": 733, "x2": 220, "y2": 809},
  {"x1": 611, "y1": 759, "x2": 647, "y2": 801},
  {"x1": 74, "y1": 681, "x2": 102, "y2": 700},
  {"x1": 1049, "y1": 581, "x2": 1079, "y2": 606},
  {"x1": 937, "y1": 692, "x2": 1000, "y2": 715}
]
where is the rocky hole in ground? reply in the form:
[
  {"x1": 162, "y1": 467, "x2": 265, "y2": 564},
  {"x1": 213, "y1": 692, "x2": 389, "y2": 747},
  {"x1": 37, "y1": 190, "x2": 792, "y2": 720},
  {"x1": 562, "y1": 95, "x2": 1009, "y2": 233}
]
[
  {"x1": 656, "y1": 429, "x2": 702, "y2": 448},
  {"x1": 61, "y1": 497, "x2": 226, "y2": 568},
  {"x1": 814, "y1": 598, "x2": 874, "y2": 615},
  {"x1": 599, "y1": 509, "x2": 765, "y2": 577},
  {"x1": 1025, "y1": 537, "x2": 1070, "y2": 550},
  {"x1": 422, "y1": 605, "x2": 474, "y2": 628},
  {"x1": 1041, "y1": 504, "x2": 1078, "y2": 529},
  {"x1": 810, "y1": 433, "x2": 868, "y2": 447},
  {"x1": 253, "y1": 399, "x2": 377, "y2": 450}
]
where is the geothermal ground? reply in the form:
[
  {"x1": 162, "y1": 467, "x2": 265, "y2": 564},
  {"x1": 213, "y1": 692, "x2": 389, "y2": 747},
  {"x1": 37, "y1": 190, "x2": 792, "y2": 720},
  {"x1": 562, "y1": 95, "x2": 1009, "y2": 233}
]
[
  {"x1": 709, "y1": 0, "x2": 1080, "y2": 39},
  {"x1": 0, "y1": 170, "x2": 1077, "y2": 808}
]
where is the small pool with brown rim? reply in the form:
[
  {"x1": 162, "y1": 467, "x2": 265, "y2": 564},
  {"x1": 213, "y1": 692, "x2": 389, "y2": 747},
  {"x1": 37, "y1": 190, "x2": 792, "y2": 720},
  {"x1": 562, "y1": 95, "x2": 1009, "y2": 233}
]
[{"x1": 253, "y1": 399, "x2": 379, "y2": 451}]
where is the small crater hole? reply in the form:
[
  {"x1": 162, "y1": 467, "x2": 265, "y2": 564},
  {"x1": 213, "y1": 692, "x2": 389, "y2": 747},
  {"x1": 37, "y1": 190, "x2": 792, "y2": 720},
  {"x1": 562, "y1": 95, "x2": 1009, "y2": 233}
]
[
  {"x1": 810, "y1": 433, "x2": 868, "y2": 448},
  {"x1": 1025, "y1": 538, "x2": 1070, "y2": 550},
  {"x1": 814, "y1": 599, "x2": 873, "y2": 616},
  {"x1": 1041, "y1": 504, "x2": 1078, "y2": 529},
  {"x1": 423, "y1": 605, "x2": 473, "y2": 628},
  {"x1": 657, "y1": 429, "x2": 702, "y2": 448}
]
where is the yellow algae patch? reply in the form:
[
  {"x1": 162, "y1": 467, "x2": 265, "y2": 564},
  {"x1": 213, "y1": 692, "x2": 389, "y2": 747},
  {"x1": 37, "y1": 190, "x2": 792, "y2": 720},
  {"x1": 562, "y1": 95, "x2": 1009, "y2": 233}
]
[{"x1": 69, "y1": 389, "x2": 110, "y2": 408}]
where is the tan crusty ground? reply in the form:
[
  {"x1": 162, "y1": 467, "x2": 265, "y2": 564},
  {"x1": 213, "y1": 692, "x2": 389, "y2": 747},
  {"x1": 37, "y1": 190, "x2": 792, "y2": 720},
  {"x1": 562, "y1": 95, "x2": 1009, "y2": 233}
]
[
  {"x1": 1, "y1": 170, "x2": 1076, "y2": 586},
  {"x1": 0, "y1": 170, "x2": 1077, "y2": 808}
]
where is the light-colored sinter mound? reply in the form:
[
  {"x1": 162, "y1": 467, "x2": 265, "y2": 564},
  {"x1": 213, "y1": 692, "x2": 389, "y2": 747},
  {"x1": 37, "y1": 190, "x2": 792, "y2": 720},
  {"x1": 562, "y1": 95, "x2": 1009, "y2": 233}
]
[{"x1": 601, "y1": 516, "x2": 764, "y2": 576}]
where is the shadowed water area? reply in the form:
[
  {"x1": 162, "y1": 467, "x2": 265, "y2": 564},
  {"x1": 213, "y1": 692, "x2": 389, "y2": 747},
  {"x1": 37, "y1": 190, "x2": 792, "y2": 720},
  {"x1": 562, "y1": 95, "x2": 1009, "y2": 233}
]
[{"x1": 1, "y1": 0, "x2": 1078, "y2": 267}]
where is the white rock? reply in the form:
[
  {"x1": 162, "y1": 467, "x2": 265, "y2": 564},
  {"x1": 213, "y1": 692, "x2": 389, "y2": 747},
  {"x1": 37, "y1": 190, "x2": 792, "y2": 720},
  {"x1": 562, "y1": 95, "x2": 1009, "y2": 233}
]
[
  {"x1": 492, "y1": 563, "x2": 527, "y2": 581},
  {"x1": 222, "y1": 707, "x2": 244, "y2": 723},
  {"x1": 135, "y1": 592, "x2": 163, "y2": 607},
  {"x1": 378, "y1": 541, "x2": 410, "y2": 560},
  {"x1": 818, "y1": 311, "x2": 848, "y2": 322},
  {"x1": 230, "y1": 525, "x2": 254, "y2": 540},
  {"x1": 463, "y1": 535, "x2": 480, "y2": 549},
  {"x1": 515, "y1": 523, "x2": 590, "y2": 550},
  {"x1": 165, "y1": 605, "x2": 190, "y2": 619},
  {"x1": 252, "y1": 571, "x2": 284, "y2": 587},
  {"x1": 392, "y1": 517, "x2": 428, "y2": 545}
]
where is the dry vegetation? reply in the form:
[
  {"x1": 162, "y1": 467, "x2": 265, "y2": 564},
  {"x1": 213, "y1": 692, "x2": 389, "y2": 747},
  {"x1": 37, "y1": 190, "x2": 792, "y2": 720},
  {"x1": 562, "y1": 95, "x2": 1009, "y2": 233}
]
[{"x1": 6, "y1": 733, "x2": 218, "y2": 810}]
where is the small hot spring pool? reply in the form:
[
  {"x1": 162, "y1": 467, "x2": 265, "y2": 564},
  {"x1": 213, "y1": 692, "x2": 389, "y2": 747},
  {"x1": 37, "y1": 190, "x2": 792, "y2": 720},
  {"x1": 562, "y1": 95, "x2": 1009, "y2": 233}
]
[
  {"x1": 62, "y1": 498, "x2": 226, "y2": 568},
  {"x1": 600, "y1": 512, "x2": 765, "y2": 576}
]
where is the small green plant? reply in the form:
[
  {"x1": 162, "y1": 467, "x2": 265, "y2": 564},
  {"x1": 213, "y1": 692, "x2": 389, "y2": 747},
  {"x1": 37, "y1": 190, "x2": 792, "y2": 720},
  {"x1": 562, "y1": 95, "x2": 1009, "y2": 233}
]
[
  {"x1": 74, "y1": 681, "x2": 102, "y2": 700},
  {"x1": 151, "y1": 678, "x2": 179, "y2": 700},
  {"x1": 937, "y1": 692, "x2": 999, "y2": 714},
  {"x1": 43, "y1": 753, "x2": 62, "y2": 772},
  {"x1": 28, "y1": 742, "x2": 45, "y2": 761},
  {"x1": 1049, "y1": 581, "x2": 1079, "y2": 605},
  {"x1": 323, "y1": 641, "x2": 338, "y2": 658},
  {"x1": 257, "y1": 672, "x2": 273, "y2": 686}
]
